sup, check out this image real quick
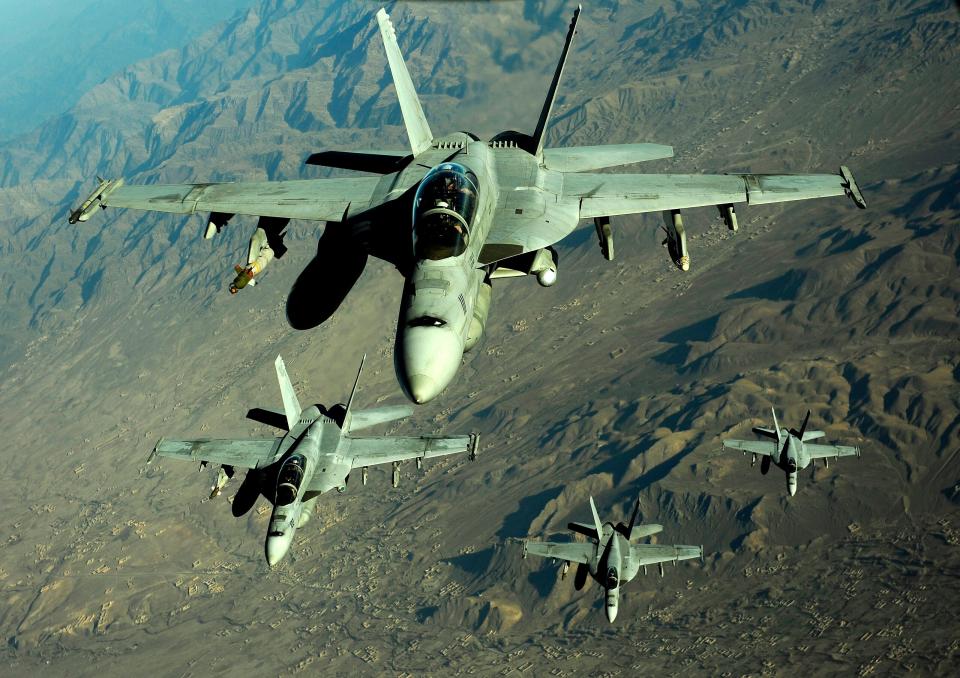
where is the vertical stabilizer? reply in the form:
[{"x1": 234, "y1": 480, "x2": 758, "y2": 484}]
[
  {"x1": 588, "y1": 496, "x2": 604, "y2": 539},
  {"x1": 342, "y1": 354, "x2": 366, "y2": 432},
  {"x1": 771, "y1": 407, "x2": 783, "y2": 446},
  {"x1": 275, "y1": 355, "x2": 302, "y2": 429},
  {"x1": 376, "y1": 8, "x2": 434, "y2": 156},
  {"x1": 530, "y1": 5, "x2": 581, "y2": 158},
  {"x1": 797, "y1": 410, "x2": 811, "y2": 439},
  {"x1": 624, "y1": 495, "x2": 641, "y2": 541}
]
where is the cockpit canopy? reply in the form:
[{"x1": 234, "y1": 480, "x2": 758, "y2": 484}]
[
  {"x1": 276, "y1": 454, "x2": 306, "y2": 506},
  {"x1": 606, "y1": 567, "x2": 620, "y2": 590},
  {"x1": 412, "y1": 163, "x2": 479, "y2": 260}
]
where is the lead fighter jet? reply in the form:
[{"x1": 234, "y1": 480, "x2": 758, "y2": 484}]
[
  {"x1": 149, "y1": 355, "x2": 478, "y2": 566},
  {"x1": 722, "y1": 408, "x2": 861, "y2": 496},
  {"x1": 69, "y1": 6, "x2": 867, "y2": 404},
  {"x1": 522, "y1": 496, "x2": 702, "y2": 623}
]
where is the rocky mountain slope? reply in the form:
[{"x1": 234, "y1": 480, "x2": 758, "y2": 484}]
[{"x1": 1, "y1": 0, "x2": 958, "y2": 675}]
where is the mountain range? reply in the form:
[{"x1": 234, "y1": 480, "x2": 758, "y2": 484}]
[{"x1": 1, "y1": 0, "x2": 958, "y2": 674}]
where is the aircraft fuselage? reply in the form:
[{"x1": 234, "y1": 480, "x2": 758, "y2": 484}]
[
  {"x1": 769, "y1": 433, "x2": 812, "y2": 497},
  {"x1": 263, "y1": 407, "x2": 352, "y2": 565},
  {"x1": 391, "y1": 135, "x2": 573, "y2": 403}
]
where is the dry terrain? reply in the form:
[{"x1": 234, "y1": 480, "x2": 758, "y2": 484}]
[{"x1": 1, "y1": 1, "x2": 958, "y2": 675}]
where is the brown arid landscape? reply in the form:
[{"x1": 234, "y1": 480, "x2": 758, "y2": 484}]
[{"x1": 1, "y1": 0, "x2": 958, "y2": 675}]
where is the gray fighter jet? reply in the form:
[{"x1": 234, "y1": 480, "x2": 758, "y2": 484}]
[
  {"x1": 723, "y1": 408, "x2": 860, "y2": 496},
  {"x1": 522, "y1": 496, "x2": 702, "y2": 623},
  {"x1": 149, "y1": 355, "x2": 478, "y2": 566},
  {"x1": 69, "y1": 6, "x2": 867, "y2": 404}
]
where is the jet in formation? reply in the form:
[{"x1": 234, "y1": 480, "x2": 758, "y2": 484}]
[
  {"x1": 68, "y1": 5, "x2": 867, "y2": 404},
  {"x1": 522, "y1": 496, "x2": 702, "y2": 623},
  {"x1": 149, "y1": 355, "x2": 478, "y2": 565},
  {"x1": 723, "y1": 408, "x2": 861, "y2": 496}
]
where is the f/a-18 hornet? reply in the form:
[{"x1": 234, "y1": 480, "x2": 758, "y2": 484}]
[
  {"x1": 69, "y1": 6, "x2": 867, "y2": 404},
  {"x1": 723, "y1": 408, "x2": 861, "y2": 496},
  {"x1": 149, "y1": 355, "x2": 478, "y2": 566},
  {"x1": 522, "y1": 496, "x2": 702, "y2": 623}
]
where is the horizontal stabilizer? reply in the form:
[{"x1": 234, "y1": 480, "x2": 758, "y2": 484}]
[
  {"x1": 568, "y1": 521, "x2": 599, "y2": 540},
  {"x1": 543, "y1": 144, "x2": 674, "y2": 172},
  {"x1": 246, "y1": 407, "x2": 289, "y2": 431},
  {"x1": 348, "y1": 405, "x2": 414, "y2": 432},
  {"x1": 752, "y1": 426, "x2": 780, "y2": 440},
  {"x1": 802, "y1": 430, "x2": 825, "y2": 441},
  {"x1": 625, "y1": 523, "x2": 663, "y2": 540},
  {"x1": 305, "y1": 150, "x2": 410, "y2": 174}
]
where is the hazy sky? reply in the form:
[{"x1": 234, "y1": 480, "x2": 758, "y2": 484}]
[{"x1": 0, "y1": 0, "x2": 253, "y2": 140}]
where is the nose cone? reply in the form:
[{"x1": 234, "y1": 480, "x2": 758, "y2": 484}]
[
  {"x1": 605, "y1": 599, "x2": 619, "y2": 623},
  {"x1": 408, "y1": 374, "x2": 441, "y2": 404},
  {"x1": 265, "y1": 533, "x2": 292, "y2": 567},
  {"x1": 398, "y1": 326, "x2": 462, "y2": 404},
  {"x1": 788, "y1": 474, "x2": 798, "y2": 497}
]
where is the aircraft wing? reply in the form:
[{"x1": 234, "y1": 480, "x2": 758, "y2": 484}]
[
  {"x1": 523, "y1": 540, "x2": 594, "y2": 565},
  {"x1": 71, "y1": 176, "x2": 383, "y2": 223},
  {"x1": 148, "y1": 437, "x2": 283, "y2": 469},
  {"x1": 345, "y1": 433, "x2": 478, "y2": 468},
  {"x1": 564, "y1": 169, "x2": 864, "y2": 220},
  {"x1": 630, "y1": 543, "x2": 702, "y2": 566},
  {"x1": 482, "y1": 167, "x2": 864, "y2": 261},
  {"x1": 722, "y1": 439, "x2": 779, "y2": 457},
  {"x1": 805, "y1": 443, "x2": 860, "y2": 459}
]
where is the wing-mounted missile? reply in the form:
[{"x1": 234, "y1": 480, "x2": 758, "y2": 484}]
[
  {"x1": 839, "y1": 165, "x2": 867, "y2": 209},
  {"x1": 561, "y1": 561, "x2": 570, "y2": 580},
  {"x1": 68, "y1": 178, "x2": 124, "y2": 224},
  {"x1": 594, "y1": 215, "x2": 614, "y2": 260},
  {"x1": 661, "y1": 209, "x2": 690, "y2": 271},
  {"x1": 717, "y1": 203, "x2": 738, "y2": 232}
]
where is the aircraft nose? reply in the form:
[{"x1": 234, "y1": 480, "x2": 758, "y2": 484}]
[
  {"x1": 398, "y1": 326, "x2": 462, "y2": 404},
  {"x1": 265, "y1": 533, "x2": 292, "y2": 567},
  {"x1": 408, "y1": 374, "x2": 440, "y2": 404},
  {"x1": 606, "y1": 601, "x2": 618, "y2": 623}
]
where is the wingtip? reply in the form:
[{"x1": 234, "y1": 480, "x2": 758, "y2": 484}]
[{"x1": 147, "y1": 438, "x2": 163, "y2": 464}]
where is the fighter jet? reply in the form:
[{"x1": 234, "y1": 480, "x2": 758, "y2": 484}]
[
  {"x1": 69, "y1": 6, "x2": 867, "y2": 404},
  {"x1": 722, "y1": 408, "x2": 861, "y2": 496},
  {"x1": 522, "y1": 496, "x2": 702, "y2": 623},
  {"x1": 148, "y1": 355, "x2": 479, "y2": 566}
]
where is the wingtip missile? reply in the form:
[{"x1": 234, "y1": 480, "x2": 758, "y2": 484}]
[
  {"x1": 68, "y1": 178, "x2": 124, "y2": 224},
  {"x1": 840, "y1": 165, "x2": 867, "y2": 209}
]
